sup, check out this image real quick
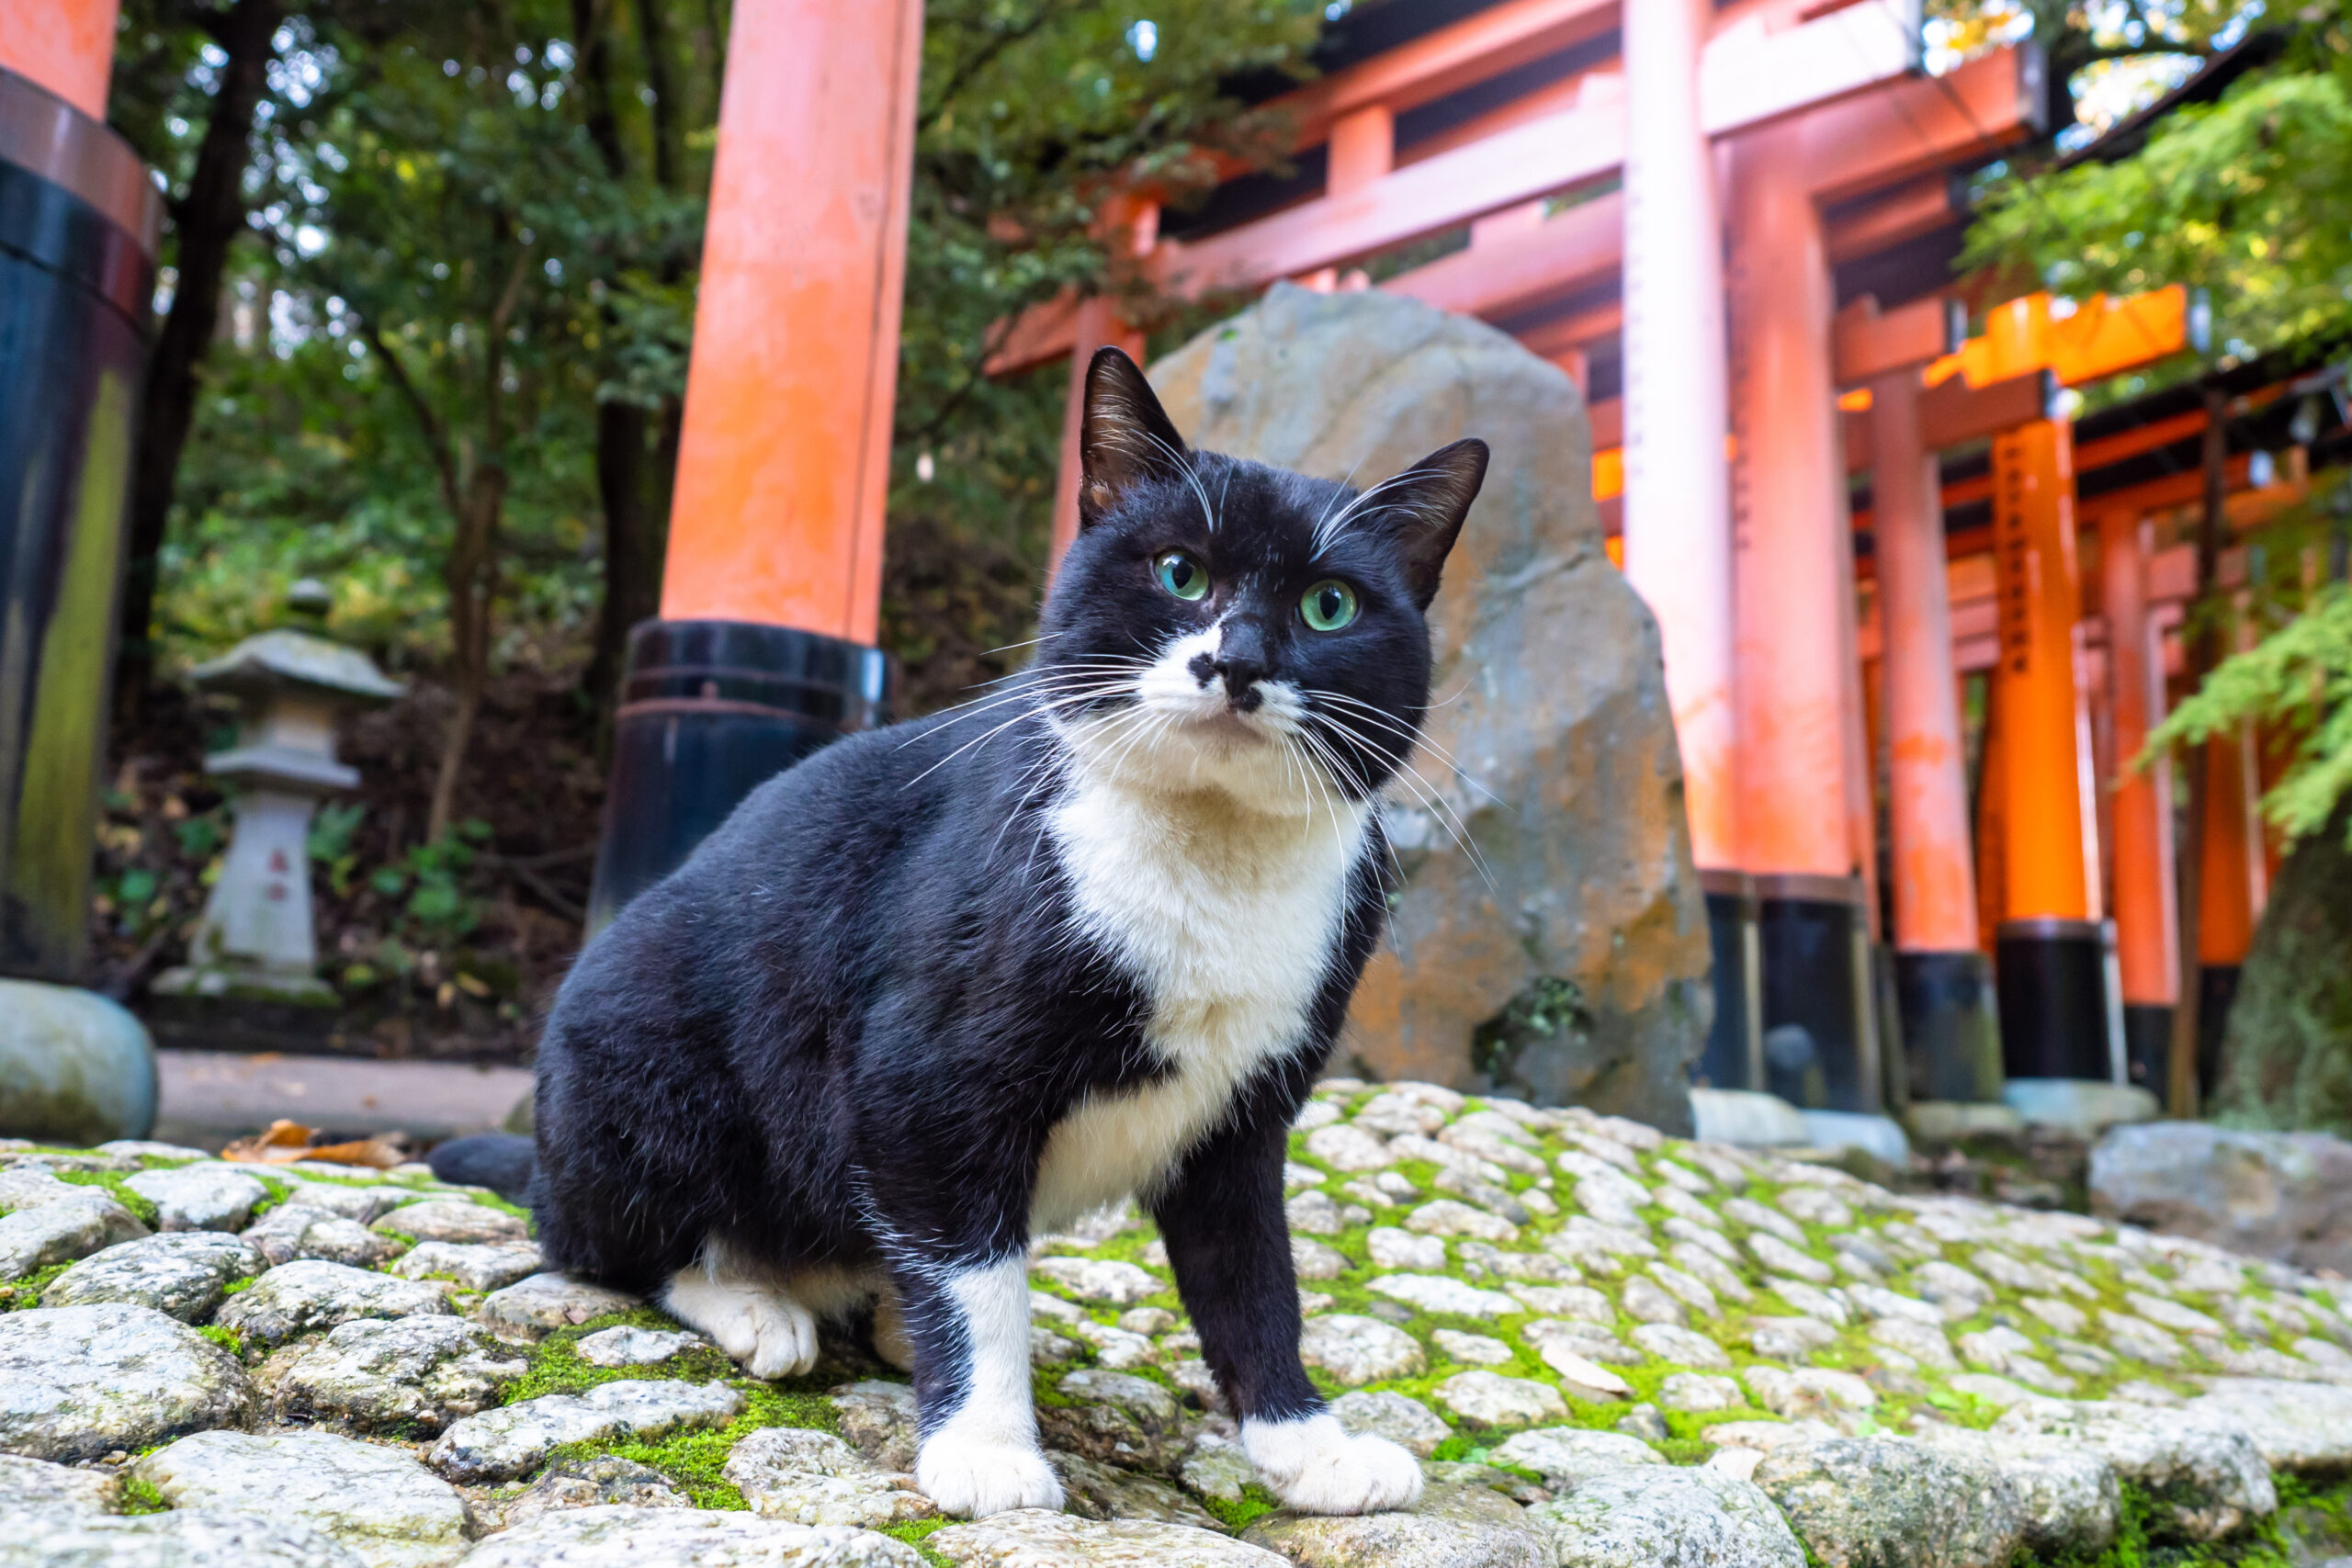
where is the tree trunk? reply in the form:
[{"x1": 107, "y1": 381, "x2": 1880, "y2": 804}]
[
  {"x1": 2167, "y1": 384, "x2": 2233, "y2": 1115},
  {"x1": 585, "y1": 400, "x2": 666, "y2": 710},
  {"x1": 426, "y1": 464, "x2": 506, "y2": 843},
  {"x1": 2210, "y1": 805, "x2": 2352, "y2": 1134},
  {"x1": 114, "y1": 0, "x2": 287, "y2": 723}
]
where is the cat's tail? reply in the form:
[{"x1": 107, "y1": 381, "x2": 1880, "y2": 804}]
[{"x1": 427, "y1": 1133, "x2": 537, "y2": 1204}]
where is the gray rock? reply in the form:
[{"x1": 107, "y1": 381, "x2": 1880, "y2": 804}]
[
  {"x1": 1490, "y1": 1427, "x2": 1663, "y2": 1487},
  {"x1": 1660, "y1": 1373, "x2": 1748, "y2": 1413},
  {"x1": 1329, "y1": 1390, "x2": 1453, "y2": 1457},
  {"x1": 1032, "y1": 1258, "x2": 1160, "y2": 1305},
  {"x1": 0, "y1": 1190, "x2": 146, "y2": 1280},
  {"x1": 1906, "y1": 1421, "x2": 2120, "y2": 1555},
  {"x1": 1047, "y1": 1449, "x2": 1223, "y2": 1529},
  {"x1": 0, "y1": 1303, "x2": 253, "y2": 1461},
  {"x1": 2090, "y1": 1121, "x2": 2352, "y2": 1272},
  {"x1": 473, "y1": 1271, "x2": 639, "y2": 1337},
  {"x1": 427, "y1": 1379, "x2": 742, "y2": 1483},
  {"x1": 389, "y1": 1242, "x2": 544, "y2": 1292},
  {"x1": 136, "y1": 1428, "x2": 473, "y2": 1568},
  {"x1": 454, "y1": 1506, "x2": 922, "y2": 1567},
  {"x1": 1182, "y1": 1430, "x2": 1256, "y2": 1501},
  {"x1": 575, "y1": 1325, "x2": 706, "y2": 1367},
  {"x1": 499, "y1": 1456, "x2": 690, "y2": 1529},
  {"x1": 1433, "y1": 1372, "x2": 1568, "y2": 1427},
  {"x1": 1751, "y1": 1437, "x2": 2024, "y2": 1568},
  {"x1": 1041, "y1": 1370, "x2": 1184, "y2": 1473},
  {"x1": 373, "y1": 1201, "x2": 526, "y2": 1246},
  {"x1": 831, "y1": 1381, "x2": 919, "y2": 1473},
  {"x1": 277, "y1": 1181, "x2": 419, "y2": 1224},
  {"x1": 215, "y1": 1258, "x2": 452, "y2": 1347},
  {"x1": 1368, "y1": 1273, "x2": 1521, "y2": 1318},
  {"x1": 1633, "y1": 1324, "x2": 1735, "y2": 1369},
  {"x1": 243, "y1": 1204, "x2": 401, "y2": 1269},
  {"x1": 1245, "y1": 1482, "x2": 1550, "y2": 1567},
  {"x1": 123, "y1": 1166, "x2": 268, "y2": 1233},
  {"x1": 1530, "y1": 1466, "x2": 1805, "y2": 1568},
  {"x1": 1747, "y1": 1317, "x2": 1836, "y2": 1359},
  {"x1": 267, "y1": 1314, "x2": 529, "y2": 1433},
  {"x1": 0, "y1": 1508, "x2": 368, "y2": 1568},
  {"x1": 40, "y1": 1231, "x2": 265, "y2": 1320},
  {"x1": 0, "y1": 1451, "x2": 118, "y2": 1514},
  {"x1": 1298, "y1": 1315, "x2": 1426, "y2": 1386},
  {"x1": 1993, "y1": 1397, "x2": 2275, "y2": 1539},
  {"x1": 723, "y1": 1427, "x2": 934, "y2": 1528},
  {"x1": 1151, "y1": 285, "x2": 1709, "y2": 1126},
  {"x1": 931, "y1": 1509, "x2": 1285, "y2": 1566},
  {"x1": 2187, "y1": 1378, "x2": 2352, "y2": 1471}
]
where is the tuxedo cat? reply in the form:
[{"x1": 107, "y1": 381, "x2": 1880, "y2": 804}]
[{"x1": 526, "y1": 347, "x2": 1487, "y2": 1519}]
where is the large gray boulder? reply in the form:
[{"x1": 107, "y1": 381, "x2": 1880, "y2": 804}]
[
  {"x1": 1151, "y1": 284, "x2": 1710, "y2": 1131},
  {"x1": 2088, "y1": 1122, "x2": 2352, "y2": 1270}
]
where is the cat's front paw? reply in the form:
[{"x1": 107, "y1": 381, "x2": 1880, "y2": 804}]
[
  {"x1": 661, "y1": 1274, "x2": 819, "y2": 1379},
  {"x1": 917, "y1": 1433, "x2": 1066, "y2": 1518},
  {"x1": 1243, "y1": 1414, "x2": 1423, "y2": 1516}
]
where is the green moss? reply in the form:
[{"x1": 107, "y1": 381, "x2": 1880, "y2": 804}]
[
  {"x1": 218, "y1": 1275, "x2": 256, "y2": 1299},
  {"x1": 514, "y1": 1308, "x2": 837, "y2": 1507},
  {"x1": 198, "y1": 1324, "x2": 246, "y2": 1359},
  {"x1": 876, "y1": 1518, "x2": 956, "y2": 1567},
  {"x1": 1, "y1": 1260, "x2": 73, "y2": 1310},
  {"x1": 117, "y1": 1475, "x2": 170, "y2": 1515},
  {"x1": 1196, "y1": 1483, "x2": 1284, "y2": 1534},
  {"x1": 56, "y1": 1170, "x2": 159, "y2": 1230}
]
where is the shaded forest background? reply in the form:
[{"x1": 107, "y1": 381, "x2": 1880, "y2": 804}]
[{"x1": 86, "y1": 0, "x2": 2352, "y2": 1067}]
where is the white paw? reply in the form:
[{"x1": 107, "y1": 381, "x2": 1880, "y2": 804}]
[
  {"x1": 917, "y1": 1433, "x2": 1066, "y2": 1518},
  {"x1": 1244, "y1": 1414, "x2": 1423, "y2": 1516},
  {"x1": 663, "y1": 1276, "x2": 819, "y2": 1379}
]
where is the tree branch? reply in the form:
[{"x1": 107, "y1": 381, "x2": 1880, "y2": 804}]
[{"x1": 356, "y1": 316, "x2": 462, "y2": 519}]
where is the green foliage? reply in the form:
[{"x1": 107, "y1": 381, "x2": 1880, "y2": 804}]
[
  {"x1": 2145, "y1": 581, "x2": 2352, "y2": 845},
  {"x1": 1964, "y1": 62, "x2": 2352, "y2": 364},
  {"x1": 364, "y1": 824, "x2": 495, "y2": 942},
  {"x1": 198, "y1": 1324, "x2": 249, "y2": 1359}
]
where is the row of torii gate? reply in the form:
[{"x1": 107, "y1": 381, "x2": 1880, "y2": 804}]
[
  {"x1": 11, "y1": 0, "x2": 2292, "y2": 1118},
  {"x1": 701, "y1": 0, "x2": 2276, "y2": 1118}
]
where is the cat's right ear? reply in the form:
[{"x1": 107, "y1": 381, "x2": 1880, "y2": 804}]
[{"x1": 1079, "y1": 346, "x2": 1189, "y2": 529}]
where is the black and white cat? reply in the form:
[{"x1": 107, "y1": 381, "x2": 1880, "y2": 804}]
[{"x1": 525, "y1": 347, "x2": 1488, "y2": 1519}]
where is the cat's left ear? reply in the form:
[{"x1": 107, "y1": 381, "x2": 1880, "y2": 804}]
[
  {"x1": 1373, "y1": 439, "x2": 1488, "y2": 608},
  {"x1": 1079, "y1": 346, "x2": 1190, "y2": 529}
]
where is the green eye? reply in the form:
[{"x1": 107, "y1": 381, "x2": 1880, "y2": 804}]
[
  {"x1": 1155, "y1": 551, "x2": 1209, "y2": 602},
  {"x1": 1301, "y1": 579, "x2": 1359, "y2": 631}
]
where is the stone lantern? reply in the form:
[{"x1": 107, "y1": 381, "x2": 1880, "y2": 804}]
[{"x1": 153, "y1": 581, "x2": 402, "y2": 1004}]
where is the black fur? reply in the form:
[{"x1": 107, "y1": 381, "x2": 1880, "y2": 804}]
[{"x1": 530, "y1": 348, "x2": 1485, "y2": 1474}]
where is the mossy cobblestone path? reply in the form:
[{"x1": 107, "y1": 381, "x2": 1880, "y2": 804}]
[{"x1": 6, "y1": 1087, "x2": 2352, "y2": 1565}]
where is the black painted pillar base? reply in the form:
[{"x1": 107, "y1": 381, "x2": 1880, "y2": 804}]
[
  {"x1": 1995, "y1": 918, "x2": 2115, "y2": 1081},
  {"x1": 1696, "y1": 869, "x2": 1761, "y2": 1091},
  {"x1": 1894, "y1": 950, "x2": 2005, "y2": 1104},
  {"x1": 1756, "y1": 874, "x2": 1880, "y2": 1113},
  {"x1": 2122, "y1": 1003, "x2": 2173, "y2": 1095},
  {"x1": 2198, "y1": 964, "x2": 2242, "y2": 1103},
  {"x1": 586, "y1": 619, "x2": 892, "y2": 932}
]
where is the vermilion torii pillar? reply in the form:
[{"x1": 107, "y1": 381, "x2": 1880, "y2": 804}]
[
  {"x1": 588, "y1": 0, "x2": 922, "y2": 928},
  {"x1": 2096, "y1": 508, "x2": 2178, "y2": 1092},
  {"x1": 1727, "y1": 119, "x2": 1882, "y2": 1116},
  {"x1": 1621, "y1": 0, "x2": 1735, "y2": 873},
  {"x1": 0, "y1": 0, "x2": 119, "y2": 118},
  {"x1": 1869, "y1": 345, "x2": 2004, "y2": 1105},
  {"x1": 1985, "y1": 411, "x2": 2116, "y2": 1082}
]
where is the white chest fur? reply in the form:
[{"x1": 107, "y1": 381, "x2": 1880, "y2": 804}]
[{"x1": 1031, "y1": 773, "x2": 1368, "y2": 1233}]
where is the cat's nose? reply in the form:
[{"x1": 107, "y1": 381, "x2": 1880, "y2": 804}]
[{"x1": 1211, "y1": 620, "x2": 1272, "y2": 710}]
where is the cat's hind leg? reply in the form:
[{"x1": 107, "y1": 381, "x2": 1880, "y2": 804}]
[{"x1": 660, "y1": 1243, "x2": 820, "y2": 1380}]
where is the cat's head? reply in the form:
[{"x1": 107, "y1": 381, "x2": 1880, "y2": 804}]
[{"x1": 1035, "y1": 347, "x2": 1486, "y2": 812}]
